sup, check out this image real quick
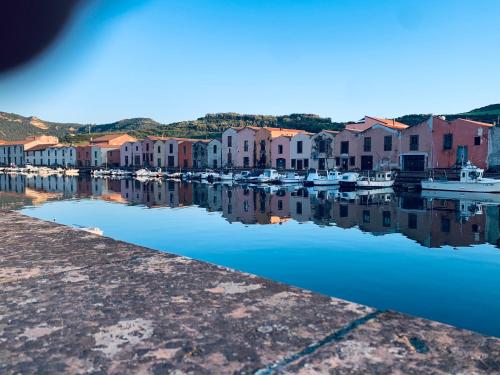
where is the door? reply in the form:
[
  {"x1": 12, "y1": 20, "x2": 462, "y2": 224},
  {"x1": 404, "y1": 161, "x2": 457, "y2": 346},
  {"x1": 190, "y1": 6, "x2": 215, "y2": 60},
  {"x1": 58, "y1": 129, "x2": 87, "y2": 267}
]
[
  {"x1": 168, "y1": 156, "x2": 174, "y2": 167},
  {"x1": 361, "y1": 155, "x2": 373, "y2": 170},
  {"x1": 341, "y1": 158, "x2": 348, "y2": 170},
  {"x1": 297, "y1": 159, "x2": 303, "y2": 170},
  {"x1": 318, "y1": 158, "x2": 326, "y2": 170},
  {"x1": 457, "y1": 146, "x2": 468, "y2": 165},
  {"x1": 276, "y1": 158, "x2": 286, "y2": 170},
  {"x1": 402, "y1": 155, "x2": 425, "y2": 171}
]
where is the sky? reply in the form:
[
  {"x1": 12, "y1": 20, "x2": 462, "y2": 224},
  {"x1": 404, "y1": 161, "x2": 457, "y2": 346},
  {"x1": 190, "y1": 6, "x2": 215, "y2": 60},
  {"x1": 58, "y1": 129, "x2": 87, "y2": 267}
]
[{"x1": 0, "y1": 0, "x2": 499, "y2": 125}]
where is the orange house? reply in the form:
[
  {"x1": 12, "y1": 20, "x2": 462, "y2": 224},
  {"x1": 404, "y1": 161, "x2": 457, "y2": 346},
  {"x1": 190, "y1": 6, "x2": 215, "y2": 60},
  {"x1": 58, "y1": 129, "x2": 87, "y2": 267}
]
[{"x1": 177, "y1": 139, "x2": 194, "y2": 169}]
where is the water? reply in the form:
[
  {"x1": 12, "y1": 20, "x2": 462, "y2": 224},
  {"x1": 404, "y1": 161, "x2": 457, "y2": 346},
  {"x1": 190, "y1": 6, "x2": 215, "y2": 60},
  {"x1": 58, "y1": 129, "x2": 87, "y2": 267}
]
[{"x1": 1, "y1": 174, "x2": 500, "y2": 337}]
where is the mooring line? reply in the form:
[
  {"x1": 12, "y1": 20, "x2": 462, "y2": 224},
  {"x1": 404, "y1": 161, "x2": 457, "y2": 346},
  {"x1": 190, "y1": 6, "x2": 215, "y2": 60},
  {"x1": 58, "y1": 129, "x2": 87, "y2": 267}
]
[{"x1": 254, "y1": 310, "x2": 383, "y2": 375}]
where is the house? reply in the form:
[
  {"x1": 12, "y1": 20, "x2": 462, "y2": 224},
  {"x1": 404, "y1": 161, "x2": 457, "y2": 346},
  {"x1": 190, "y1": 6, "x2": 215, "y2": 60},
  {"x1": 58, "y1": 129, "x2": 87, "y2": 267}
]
[
  {"x1": 131, "y1": 141, "x2": 144, "y2": 167},
  {"x1": 208, "y1": 139, "x2": 222, "y2": 169},
  {"x1": 290, "y1": 132, "x2": 312, "y2": 171},
  {"x1": 141, "y1": 137, "x2": 157, "y2": 167},
  {"x1": 164, "y1": 139, "x2": 179, "y2": 168},
  {"x1": 310, "y1": 130, "x2": 337, "y2": 170},
  {"x1": 222, "y1": 128, "x2": 239, "y2": 167},
  {"x1": 106, "y1": 148, "x2": 121, "y2": 167},
  {"x1": 0, "y1": 136, "x2": 58, "y2": 166},
  {"x1": 270, "y1": 135, "x2": 292, "y2": 170},
  {"x1": 236, "y1": 127, "x2": 259, "y2": 168},
  {"x1": 354, "y1": 118, "x2": 408, "y2": 170},
  {"x1": 488, "y1": 125, "x2": 500, "y2": 171},
  {"x1": 76, "y1": 145, "x2": 92, "y2": 167},
  {"x1": 25, "y1": 144, "x2": 74, "y2": 166},
  {"x1": 255, "y1": 128, "x2": 305, "y2": 168},
  {"x1": 400, "y1": 116, "x2": 493, "y2": 171},
  {"x1": 119, "y1": 142, "x2": 134, "y2": 167},
  {"x1": 178, "y1": 139, "x2": 194, "y2": 169},
  {"x1": 192, "y1": 140, "x2": 210, "y2": 169}
]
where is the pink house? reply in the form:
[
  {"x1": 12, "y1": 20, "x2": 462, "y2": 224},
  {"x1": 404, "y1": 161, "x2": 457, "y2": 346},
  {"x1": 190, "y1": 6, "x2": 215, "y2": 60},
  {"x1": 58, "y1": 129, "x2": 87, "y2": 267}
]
[
  {"x1": 255, "y1": 128, "x2": 304, "y2": 168},
  {"x1": 400, "y1": 116, "x2": 493, "y2": 171},
  {"x1": 356, "y1": 124, "x2": 406, "y2": 170},
  {"x1": 120, "y1": 142, "x2": 134, "y2": 167},
  {"x1": 271, "y1": 135, "x2": 292, "y2": 170},
  {"x1": 333, "y1": 128, "x2": 361, "y2": 170},
  {"x1": 236, "y1": 126, "x2": 259, "y2": 168}
]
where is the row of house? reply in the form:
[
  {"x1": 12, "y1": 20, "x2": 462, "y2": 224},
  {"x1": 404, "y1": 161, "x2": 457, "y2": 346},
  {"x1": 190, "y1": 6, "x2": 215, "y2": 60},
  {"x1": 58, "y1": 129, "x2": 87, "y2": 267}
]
[{"x1": 0, "y1": 115, "x2": 496, "y2": 171}]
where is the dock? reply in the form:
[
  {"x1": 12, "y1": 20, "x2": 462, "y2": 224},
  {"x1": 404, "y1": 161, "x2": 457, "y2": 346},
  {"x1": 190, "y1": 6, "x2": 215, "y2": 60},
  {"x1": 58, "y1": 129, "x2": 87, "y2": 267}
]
[{"x1": 0, "y1": 211, "x2": 499, "y2": 374}]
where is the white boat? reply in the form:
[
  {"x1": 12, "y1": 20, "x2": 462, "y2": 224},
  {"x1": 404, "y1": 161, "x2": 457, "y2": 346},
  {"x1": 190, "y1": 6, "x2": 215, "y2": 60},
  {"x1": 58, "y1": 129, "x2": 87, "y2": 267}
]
[
  {"x1": 279, "y1": 172, "x2": 305, "y2": 184},
  {"x1": 134, "y1": 169, "x2": 151, "y2": 177},
  {"x1": 356, "y1": 171, "x2": 395, "y2": 189},
  {"x1": 339, "y1": 172, "x2": 360, "y2": 188},
  {"x1": 234, "y1": 171, "x2": 251, "y2": 181},
  {"x1": 421, "y1": 162, "x2": 500, "y2": 193},
  {"x1": 421, "y1": 189, "x2": 500, "y2": 205},
  {"x1": 250, "y1": 169, "x2": 280, "y2": 183},
  {"x1": 64, "y1": 168, "x2": 79, "y2": 176},
  {"x1": 200, "y1": 169, "x2": 219, "y2": 180},
  {"x1": 306, "y1": 169, "x2": 341, "y2": 186},
  {"x1": 219, "y1": 171, "x2": 234, "y2": 181}
]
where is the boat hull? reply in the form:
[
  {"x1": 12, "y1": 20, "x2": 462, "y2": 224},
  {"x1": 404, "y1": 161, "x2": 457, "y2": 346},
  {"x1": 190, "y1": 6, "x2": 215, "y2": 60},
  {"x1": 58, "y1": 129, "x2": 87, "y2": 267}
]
[
  {"x1": 356, "y1": 180, "x2": 395, "y2": 189},
  {"x1": 421, "y1": 181, "x2": 500, "y2": 193},
  {"x1": 421, "y1": 189, "x2": 500, "y2": 204},
  {"x1": 313, "y1": 180, "x2": 339, "y2": 186}
]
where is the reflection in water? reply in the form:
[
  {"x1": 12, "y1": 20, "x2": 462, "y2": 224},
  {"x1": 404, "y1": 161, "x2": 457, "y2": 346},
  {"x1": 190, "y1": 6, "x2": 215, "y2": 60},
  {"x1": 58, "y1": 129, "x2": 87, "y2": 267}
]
[{"x1": 1, "y1": 174, "x2": 499, "y2": 249}]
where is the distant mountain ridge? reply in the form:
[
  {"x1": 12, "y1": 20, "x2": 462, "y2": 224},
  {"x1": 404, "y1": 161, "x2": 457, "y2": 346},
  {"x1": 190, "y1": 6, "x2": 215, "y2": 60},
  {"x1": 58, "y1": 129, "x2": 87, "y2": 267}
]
[{"x1": 0, "y1": 104, "x2": 498, "y2": 143}]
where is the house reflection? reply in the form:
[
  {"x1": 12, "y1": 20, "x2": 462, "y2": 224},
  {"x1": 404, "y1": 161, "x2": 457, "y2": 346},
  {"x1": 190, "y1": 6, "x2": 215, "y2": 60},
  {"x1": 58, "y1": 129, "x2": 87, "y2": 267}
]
[{"x1": 1, "y1": 174, "x2": 499, "y2": 249}]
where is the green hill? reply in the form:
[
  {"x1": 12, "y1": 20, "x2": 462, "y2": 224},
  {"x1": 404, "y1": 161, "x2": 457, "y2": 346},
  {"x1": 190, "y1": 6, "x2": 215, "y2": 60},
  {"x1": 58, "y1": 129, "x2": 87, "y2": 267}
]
[{"x1": 1, "y1": 104, "x2": 498, "y2": 143}]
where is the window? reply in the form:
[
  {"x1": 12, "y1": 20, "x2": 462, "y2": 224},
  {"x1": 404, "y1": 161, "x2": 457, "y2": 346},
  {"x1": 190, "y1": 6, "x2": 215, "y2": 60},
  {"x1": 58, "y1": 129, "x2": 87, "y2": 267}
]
[
  {"x1": 474, "y1": 136, "x2": 481, "y2": 146},
  {"x1": 169, "y1": 144, "x2": 173, "y2": 153},
  {"x1": 244, "y1": 140, "x2": 248, "y2": 152},
  {"x1": 408, "y1": 213, "x2": 417, "y2": 229},
  {"x1": 157, "y1": 146, "x2": 161, "y2": 153},
  {"x1": 304, "y1": 159, "x2": 309, "y2": 168},
  {"x1": 297, "y1": 141, "x2": 303, "y2": 154},
  {"x1": 136, "y1": 146, "x2": 139, "y2": 151},
  {"x1": 227, "y1": 136, "x2": 232, "y2": 147},
  {"x1": 384, "y1": 136, "x2": 392, "y2": 151},
  {"x1": 341, "y1": 141, "x2": 349, "y2": 154},
  {"x1": 243, "y1": 157, "x2": 249, "y2": 167},
  {"x1": 278, "y1": 200, "x2": 283, "y2": 211},
  {"x1": 410, "y1": 135, "x2": 419, "y2": 151},
  {"x1": 125, "y1": 146, "x2": 128, "y2": 152},
  {"x1": 183, "y1": 145, "x2": 187, "y2": 153},
  {"x1": 443, "y1": 134, "x2": 453, "y2": 150},
  {"x1": 296, "y1": 202, "x2": 303, "y2": 215},
  {"x1": 291, "y1": 159, "x2": 296, "y2": 168},
  {"x1": 383, "y1": 211, "x2": 391, "y2": 227},
  {"x1": 213, "y1": 144, "x2": 217, "y2": 153},
  {"x1": 146, "y1": 143, "x2": 149, "y2": 151},
  {"x1": 318, "y1": 140, "x2": 326, "y2": 153},
  {"x1": 363, "y1": 137, "x2": 371, "y2": 152},
  {"x1": 335, "y1": 157, "x2": 340, "y2": 166},
  {"x1": 227, "y1": 152, "x2": 232, "y2": 164},
  {"x1": 349, "y1": 156, "x2": 355, "y2": 166},
  {"x1": 278, "y1": 145, "x2": 283, "y2": 154}
]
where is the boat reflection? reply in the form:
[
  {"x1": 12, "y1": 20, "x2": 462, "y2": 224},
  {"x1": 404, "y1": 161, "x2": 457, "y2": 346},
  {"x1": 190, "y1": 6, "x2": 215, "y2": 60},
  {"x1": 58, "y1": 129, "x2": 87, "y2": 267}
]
[{"x1": 1, "y1": 174, "x2": 499, "y2": 249}]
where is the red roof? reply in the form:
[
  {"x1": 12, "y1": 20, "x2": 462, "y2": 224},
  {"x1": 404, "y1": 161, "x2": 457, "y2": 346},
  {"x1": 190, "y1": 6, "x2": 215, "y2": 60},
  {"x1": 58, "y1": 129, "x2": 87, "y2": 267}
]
[
  {"x1": 456, "y1": 118, "x2": 494, "y2": 127},
  {"x1": 25, "y1": 144, "x2": 61, "y2": 152},
  {"x1": 366, "y1": 116, "x2": 409, "y2": 130}
]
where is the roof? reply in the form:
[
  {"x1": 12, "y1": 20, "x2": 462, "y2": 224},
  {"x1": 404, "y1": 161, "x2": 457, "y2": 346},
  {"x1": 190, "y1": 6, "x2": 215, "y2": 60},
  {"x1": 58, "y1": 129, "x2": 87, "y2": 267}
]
[
  {"x1": 456, "y1": 118, "x2": 494, "y2": 127},
  {"x1": 237, "y1": 126, "x2": 260, "y2": 132},
  {"x1": 366, "y1": 116, "x2": 409, "y2": 130},
  {"x1": 25, "y1": 144, "x2": 61, "y2": 152},
  {"x1": 322, "y1": 130, "x2": 339, "y2": 135},
  {"x1": 145, "y1": 136, "x2": 170, "y2": 141},
  {"x1": 0, "y1": 139, "x2": 34, "y2": 146},
  {"x1": 91, "y1": 133, "x2": 136, "y2": 143}
]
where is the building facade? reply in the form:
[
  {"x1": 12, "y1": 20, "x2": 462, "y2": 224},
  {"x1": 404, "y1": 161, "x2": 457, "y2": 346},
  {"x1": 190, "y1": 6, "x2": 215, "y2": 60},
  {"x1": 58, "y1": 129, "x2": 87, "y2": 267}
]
[
  {"x1": 222, "y1": 128, "x2": 238, "y2": 167},
  {"x1": 290, "y1": 132, "x2": 312, "y2": 171},
  {"x1": 310, "y1": 130, "x2": 337, "y2": 170},
  {"x1": 192, "y1": 141, "x2": 209, "y2": 169},
  {"x1": 208, "y1": 139, "x2": 222, "y2": 169}
]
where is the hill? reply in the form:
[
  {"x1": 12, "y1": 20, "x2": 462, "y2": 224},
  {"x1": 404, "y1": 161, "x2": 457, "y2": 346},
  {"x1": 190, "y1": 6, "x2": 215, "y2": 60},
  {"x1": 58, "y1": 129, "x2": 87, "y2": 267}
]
[{"x1": 1, "y1": 104, "x2": 498, "y2": 142}]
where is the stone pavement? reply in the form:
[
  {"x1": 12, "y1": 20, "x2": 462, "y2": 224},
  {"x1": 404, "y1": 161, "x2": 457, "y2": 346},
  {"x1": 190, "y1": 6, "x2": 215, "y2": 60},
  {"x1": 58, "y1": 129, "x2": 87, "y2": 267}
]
[{"x1": 0, "y1": 211, "x2": 498, "y2": 374}]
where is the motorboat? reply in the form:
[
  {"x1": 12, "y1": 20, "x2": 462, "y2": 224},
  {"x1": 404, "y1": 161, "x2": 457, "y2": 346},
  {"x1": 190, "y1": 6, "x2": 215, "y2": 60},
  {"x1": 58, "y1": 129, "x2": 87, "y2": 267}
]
[
  {"x1": 234, "y1": 171, "x2": 251, "y2": 181},
  {"x1": 249, "y1": 169, "x2": 280, "y2": 183},
  {"x1": 421, "y1": 189, "x2": 500, "y2": 205},
  {"x1": 219, "y1": 171, "x2": 234, "y2": 181},
  {"x1": 306, "y1": 169, "x2": 341, "y2": 186},
  {"x1": 279, "y1": 172, "x2": 305, "y2": 184},
  {"x1": 339, "y1": 172, "x2": 360, "y2": 188},
  {"x1": 421, "y1": 161, "x2": 500, "y2": 193},
  {"x1": 356, "y1": 171, "x2": 395, "y2": 189},
  {"x1": 200, "y1": 169, "x2": 219, "y2": 180}
]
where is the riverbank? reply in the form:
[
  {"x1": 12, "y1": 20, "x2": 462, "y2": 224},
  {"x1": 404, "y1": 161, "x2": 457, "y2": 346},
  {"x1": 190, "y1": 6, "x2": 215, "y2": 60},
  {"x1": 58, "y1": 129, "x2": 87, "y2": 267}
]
[{"x1": 0, "y1": 211, "x2": 499, "y2": 374}]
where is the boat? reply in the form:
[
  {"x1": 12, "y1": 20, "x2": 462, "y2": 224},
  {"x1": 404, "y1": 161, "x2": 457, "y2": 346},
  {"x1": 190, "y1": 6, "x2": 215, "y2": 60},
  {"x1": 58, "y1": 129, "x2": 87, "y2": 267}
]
[
  {"x1": 200, "y1": 169, "x2": 219, "y2": 180},
  {"x1": 339, "y1": 172, "x2": 360, "y2": 189},
  {"x1": 356, "y1": 171, "x2": 395, "y2": 189},
  {"x1": 279, "y1": 172, "x2": 305, "y2": 184},
  {"x1": 64, "y1": 168, "x2": 79, "y2": 176},
  {"x1": 421, "y1": 161, "x2": 500, "y2": 193},
  {"x1": 234, "y1": 171, "x2": 251, "y2": 181},
  {"x1": 219, "y1": 171, "x2": 234, "y2": 181},
  {"x1": 249, "y1": 169, "x2": 281, "y2": 183},
  {"x1": 421, "y1": 189, "x2": 500, "y2": 205},
  {"x1": 306, "y1": 169, "x2": 341, "y2": 186}
]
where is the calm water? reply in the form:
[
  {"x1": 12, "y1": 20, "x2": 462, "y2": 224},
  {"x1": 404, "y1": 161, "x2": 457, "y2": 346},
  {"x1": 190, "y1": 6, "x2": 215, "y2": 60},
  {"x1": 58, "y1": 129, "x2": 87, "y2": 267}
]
[{"x1": 1, "y1": 174, "x2": 500, "y2": 337}]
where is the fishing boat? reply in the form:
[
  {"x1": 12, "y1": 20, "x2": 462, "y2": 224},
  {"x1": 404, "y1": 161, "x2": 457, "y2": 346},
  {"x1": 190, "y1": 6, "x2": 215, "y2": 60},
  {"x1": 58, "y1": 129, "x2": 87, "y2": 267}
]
[
  {"x1": 249, "y1": 169, "x2": 281, "y2": 183},
  {"x1": 421, "y1": 161, "x2": 500, "y2": 193},
  {"x1": 339, "y1": 172, "x2": 360, "y2": 188},
  {"x1": 306, "y1": 169, "x2": 341, "y2": 186},
  {"x1": 356, "y1": 171, "x2": 395, "y2": 189},
  {"x1": 279, "y1": 172, "x2": 305, "y2": 184}
]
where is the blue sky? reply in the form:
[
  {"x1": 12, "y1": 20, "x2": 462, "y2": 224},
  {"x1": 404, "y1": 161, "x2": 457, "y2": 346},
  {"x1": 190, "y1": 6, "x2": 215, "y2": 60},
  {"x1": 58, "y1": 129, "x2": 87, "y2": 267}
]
[{"x1": 0, "y1": 0, "x2": 499, "y2": 124}]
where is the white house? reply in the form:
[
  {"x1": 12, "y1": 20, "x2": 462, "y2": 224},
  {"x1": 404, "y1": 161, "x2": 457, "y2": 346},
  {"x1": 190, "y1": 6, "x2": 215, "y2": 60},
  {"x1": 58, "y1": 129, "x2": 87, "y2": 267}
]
[
  {"x1": 221, "y1": 128, "x2": 239, "y2": 167},
  {"x1": 208, "y1": 139, "x2": 222, "y2": 169}
]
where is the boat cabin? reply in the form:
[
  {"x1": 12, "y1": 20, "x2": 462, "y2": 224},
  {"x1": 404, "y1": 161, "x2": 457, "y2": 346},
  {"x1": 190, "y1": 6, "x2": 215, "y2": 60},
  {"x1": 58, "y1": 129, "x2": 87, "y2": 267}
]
[{"x1": 460, "y1": 162, "x2": 484, "y2": 182}]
